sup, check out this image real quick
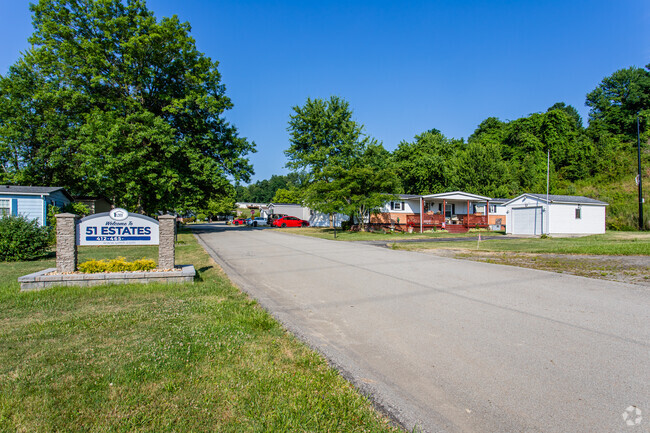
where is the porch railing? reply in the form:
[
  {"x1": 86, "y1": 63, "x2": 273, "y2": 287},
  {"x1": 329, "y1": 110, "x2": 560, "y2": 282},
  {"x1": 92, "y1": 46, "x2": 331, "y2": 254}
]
[
  {"x1": 406, "y1": 214, "x2": 444, "y2": 227},
  {"x1": 407, "y1": 213, "x2": 488, "y2": 227},
  {"x1": 465, "y1": 214, "x2": 488, "y2": 227}
]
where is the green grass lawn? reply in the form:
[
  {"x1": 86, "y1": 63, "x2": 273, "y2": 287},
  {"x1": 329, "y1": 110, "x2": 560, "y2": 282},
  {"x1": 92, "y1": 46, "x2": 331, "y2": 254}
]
[
  {"x1": 275, "y1": 226, "x2": 501, "y2": 241},
  {"x1": 0, "y1": 231, "x2": 400, "y2": 432},
  {"x1": 393, "y1": 231, "x2": 650, "y2": 255}
]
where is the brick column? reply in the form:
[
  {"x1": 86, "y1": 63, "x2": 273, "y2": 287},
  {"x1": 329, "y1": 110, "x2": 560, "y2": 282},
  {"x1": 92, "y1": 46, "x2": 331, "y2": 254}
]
[
  {"x1": 158, "y1": 214, "x2": 176, "y2": 270},
  {"x1": 55, "y1": 213, "x2": 78, "y2": 273}
]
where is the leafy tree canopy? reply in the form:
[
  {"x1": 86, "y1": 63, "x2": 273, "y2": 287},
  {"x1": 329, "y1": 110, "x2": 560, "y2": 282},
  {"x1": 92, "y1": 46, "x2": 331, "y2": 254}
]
[
  {"x1": 271, "y1": 188, "x2": 303, "y2": 204},
  {"x1": 468, "y1": 117, "x2": 507, "y2": 145},
  {"x1": 236, "y1": 173, "x2": 306, "y2": 203},
  {"x1": 286, "y1": 96, "x2": 368, "y2": 174},
  {"x1": 285, "y1": 96, "x2": 396, "y2": 226},
  {"x1": 393, "y1": 130, "x2": 459, "y2": 195},
  {"x1": 0, "y1": 0, "x2": 255, "y2": 214},
  {"x1": 337, "y1": 143, "x2": 400, "y2": 230},
  {"x1": 452, "y1": 141, "x2": 512, "y2": 198},
  {"x1": 547, "y1": 102, "x2": 583, "y2": 130},
  {"x1": 586, "y1": 64, "x2": 650, "y2": 141}
]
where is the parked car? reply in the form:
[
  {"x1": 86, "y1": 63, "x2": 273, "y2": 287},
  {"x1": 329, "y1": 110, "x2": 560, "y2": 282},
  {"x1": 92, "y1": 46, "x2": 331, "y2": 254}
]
[
  {"x1": 247, "y1": 217, "x2": 268, "y2": 227},
  {"x1": 267, "y1": 213, "x2": 287, "y2": 225},
  {"x1": 272, "y1": 216, "x2": 310, "y2": 228},
  {"x1": 232, "y1": 218, "x2": 247, "y2": 225}
]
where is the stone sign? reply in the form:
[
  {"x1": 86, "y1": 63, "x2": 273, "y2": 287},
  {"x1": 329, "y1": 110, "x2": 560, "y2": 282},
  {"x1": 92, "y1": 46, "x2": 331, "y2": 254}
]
[
  {"x1": 76, "y1": 208, "x2": 159, "y2": 246},
  {"x1": 54, "y1": 211, "x2": 176, "y2": 273},
  {"x1": 18, "y1": 211, "x2": 193, "y2": 291}
]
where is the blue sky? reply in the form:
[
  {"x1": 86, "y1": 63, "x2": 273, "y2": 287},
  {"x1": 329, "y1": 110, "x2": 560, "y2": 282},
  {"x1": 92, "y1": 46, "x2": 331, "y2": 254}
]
[{"x1": 1, "y1": 1, "x2": 648, "y2": 183}]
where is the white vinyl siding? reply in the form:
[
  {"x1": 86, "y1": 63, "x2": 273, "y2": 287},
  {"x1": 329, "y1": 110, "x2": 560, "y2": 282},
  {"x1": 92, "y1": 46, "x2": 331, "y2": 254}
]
[
  {"x1": 506, "y1": 194, "x2": 606, "y2": 235},
  {"x1": 380, "y1": 199, "x2": 420, "y2": 214},
  {"x1": 308, "y1": 212, "x2": 349, "y2": 227},
  {"x1": 548, "y1": 204, "x2": 605, "y2": 234}
]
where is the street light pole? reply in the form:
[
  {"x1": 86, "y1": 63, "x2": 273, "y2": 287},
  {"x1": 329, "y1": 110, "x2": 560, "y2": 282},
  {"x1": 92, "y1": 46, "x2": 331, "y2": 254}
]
[{"x1": 638, "y1": 115, "x2": 644, "y2": 230}]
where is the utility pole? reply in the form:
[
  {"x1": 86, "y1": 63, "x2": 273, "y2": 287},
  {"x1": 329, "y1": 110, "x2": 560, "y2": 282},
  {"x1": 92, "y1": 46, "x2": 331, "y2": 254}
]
[
  {"x1": 546, "y1": 148, "x2": 550, "y2": 235},
  {"x1": 638, "y1": 115, "x2": 644, "y2": 230}
]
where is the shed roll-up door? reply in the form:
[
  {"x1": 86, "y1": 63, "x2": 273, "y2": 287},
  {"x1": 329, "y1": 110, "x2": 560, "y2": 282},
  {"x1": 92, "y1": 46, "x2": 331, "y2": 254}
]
[{"x1": 512, "y1": 207, "x2": 544, "y2": 235}]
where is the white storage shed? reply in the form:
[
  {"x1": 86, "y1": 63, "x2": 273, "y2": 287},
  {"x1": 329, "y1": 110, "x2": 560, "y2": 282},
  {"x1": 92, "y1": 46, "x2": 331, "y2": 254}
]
[{"x1": 505, "y1": 194, "x2": 608, "y2": 236}]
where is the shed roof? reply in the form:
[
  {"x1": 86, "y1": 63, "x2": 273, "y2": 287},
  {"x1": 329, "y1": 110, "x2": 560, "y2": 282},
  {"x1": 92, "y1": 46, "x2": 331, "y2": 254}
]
[{"x1": 506, "y1": 194, "x2": 608, "y2": 206}]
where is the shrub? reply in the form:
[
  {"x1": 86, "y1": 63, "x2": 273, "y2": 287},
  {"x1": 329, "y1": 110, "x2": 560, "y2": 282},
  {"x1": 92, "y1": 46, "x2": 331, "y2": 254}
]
[
  {"x1": 132, "y1": 258, "x2": 157, "y2": 271},
  {"x1": 77, "y1": 259, "x2": 106, "y2": 273},
  {"x1": 0, "y1": 215, "x2": 51, "y2": 261},
  {"x1": 78, "y1": 257, "x2": 157, "y2": 273},
  {"x1": 65, "y1": 202, "x2": 91, "y2": 216},
  {"x1": 196, "y1": 213, "x2": 207, "y2": 221},
  {"x1": 46, "y1": 203, "x2": 92, "y2": 243}
]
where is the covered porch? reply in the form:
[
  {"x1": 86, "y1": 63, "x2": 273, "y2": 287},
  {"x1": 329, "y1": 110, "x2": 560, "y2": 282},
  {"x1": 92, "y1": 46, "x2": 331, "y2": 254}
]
[{"x1": 406, "y1": 191, "x2": 491, "y2": 233}]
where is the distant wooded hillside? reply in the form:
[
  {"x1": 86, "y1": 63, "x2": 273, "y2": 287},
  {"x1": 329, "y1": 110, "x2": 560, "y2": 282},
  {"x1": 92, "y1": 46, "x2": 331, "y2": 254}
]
[{"x1": 242, "y1": 64, "x2": 649, "y2": 229}]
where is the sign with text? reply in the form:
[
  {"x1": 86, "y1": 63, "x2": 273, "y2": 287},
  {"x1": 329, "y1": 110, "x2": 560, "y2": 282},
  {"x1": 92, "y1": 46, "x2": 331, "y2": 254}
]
[{"x1": 76, "y1": 208, "x2": 160, "y2": 246}]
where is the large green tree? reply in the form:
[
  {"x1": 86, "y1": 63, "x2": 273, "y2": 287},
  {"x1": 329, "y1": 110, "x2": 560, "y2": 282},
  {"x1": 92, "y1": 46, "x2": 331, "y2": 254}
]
[
  {"x1": 452, "y1": 141, "x2": 512, "y2": 198},
  {"x1": 0, "y1": 0, "x2": 254, "y2": 214},
  {"x1": 393, "y1": 130, "x2": 458, "y2": 195},
  {"x1": 339, "y1": 143, "x2": 399, "y2": 230},
  {"x1": 285, "y1": 96, "x2": 381, "y2": 226},
  {"x1": 586, "y1": 64, "x2": 650, "y2": 142}
]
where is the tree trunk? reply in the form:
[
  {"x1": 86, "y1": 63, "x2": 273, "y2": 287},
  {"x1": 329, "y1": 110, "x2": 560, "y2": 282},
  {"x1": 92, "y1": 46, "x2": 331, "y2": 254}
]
[
  {"x1": 357, "y1": 209, "x2": 366, "y2": 232},
  {"x1": 329, "y1": 213, "x2": 334, "y2": 229}
]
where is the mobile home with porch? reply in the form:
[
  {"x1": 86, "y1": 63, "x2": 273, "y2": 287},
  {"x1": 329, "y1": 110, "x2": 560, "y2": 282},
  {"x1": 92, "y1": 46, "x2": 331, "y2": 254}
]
[{"x1": 371, "y1": 191, "x2": 497, "y2": 233}]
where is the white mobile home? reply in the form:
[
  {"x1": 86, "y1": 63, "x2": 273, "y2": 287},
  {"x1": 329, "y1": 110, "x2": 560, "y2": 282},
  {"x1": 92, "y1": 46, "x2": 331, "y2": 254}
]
[
  {"x1": 488, "y1": 198, "x2": 508, "y2": 230},
  {"x1": 370, "y1": 194, "x2": 422, "y2": 227},
  {"x1": 505, "y1": 194, "x2": 608, "y2": 236},
  {"x1": 267, "y1": 203, "x2": 311, "y2": 220}
]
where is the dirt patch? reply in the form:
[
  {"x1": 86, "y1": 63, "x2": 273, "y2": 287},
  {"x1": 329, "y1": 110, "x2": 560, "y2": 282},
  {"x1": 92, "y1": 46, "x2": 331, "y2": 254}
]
[{"x1": 420, "y1": 248, "x2": 650, "y2": 287}]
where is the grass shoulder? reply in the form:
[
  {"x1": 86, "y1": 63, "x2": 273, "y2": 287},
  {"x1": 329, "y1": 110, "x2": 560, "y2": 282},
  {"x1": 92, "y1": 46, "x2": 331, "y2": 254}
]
[
  {"x1": 392, "y1": 231, "x2": 650, "y2": 255},
  {"x1": 0, "y1": 230, "x2": 400, "y2": 432},
  {"x1": 274, "y1": 226, "x2": 500, "y2": 241}
]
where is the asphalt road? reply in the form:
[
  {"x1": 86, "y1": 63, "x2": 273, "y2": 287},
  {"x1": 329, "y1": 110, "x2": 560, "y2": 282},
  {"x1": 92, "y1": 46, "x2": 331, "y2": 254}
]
[{"x1": 193, "y1": 224, "x2": 649, "y2": 433}]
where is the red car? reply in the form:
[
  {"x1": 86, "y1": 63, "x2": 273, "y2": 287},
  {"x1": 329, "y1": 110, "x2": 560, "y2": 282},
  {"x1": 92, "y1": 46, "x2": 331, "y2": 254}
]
[
  {"x1": 272, "y1": 216, "x2": 309, "y2": 228},
  {"x1": 232, "y1": 218, "x2": 247, "y2": 225}
]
